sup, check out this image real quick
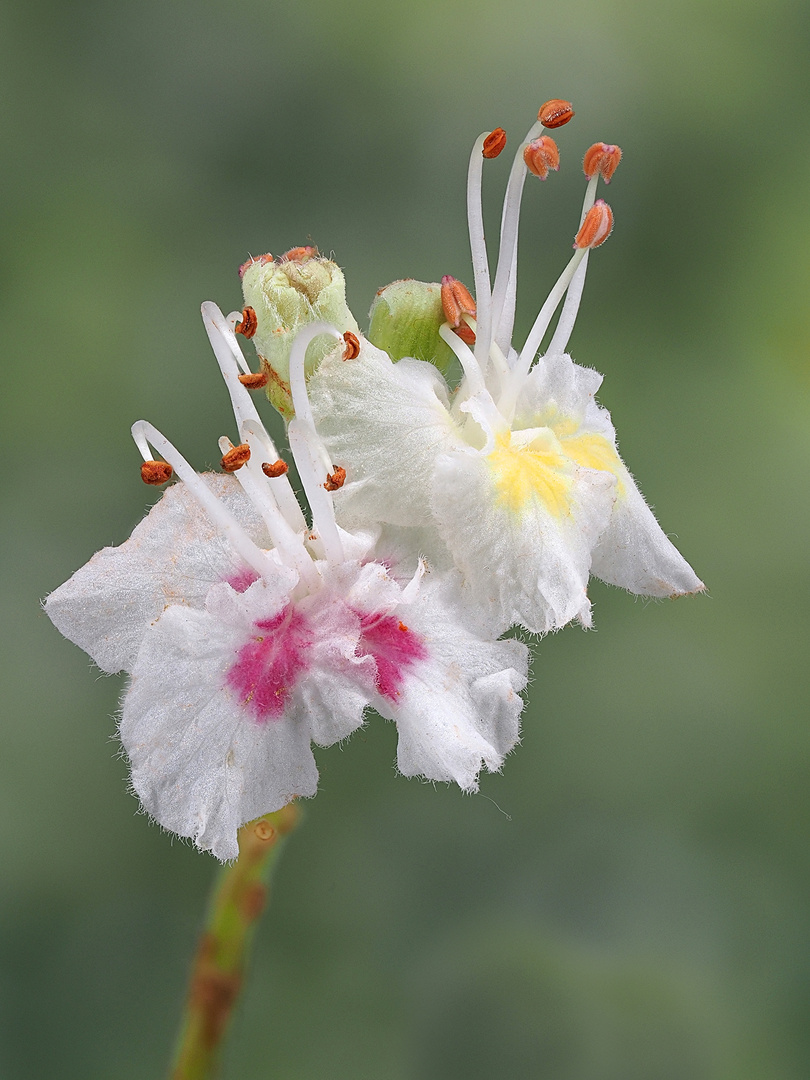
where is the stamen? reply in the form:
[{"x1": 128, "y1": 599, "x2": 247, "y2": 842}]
[
  {"x1": 482, "y1": 127, "x2": 507, "y2": 158},
  {"x1": 538, "y1": 99, "x2": 575, "y2": 129},
  {"x1": 238, "y1": 371, "x2": 269, "y2": 389},
  {"x1": 287, "y1": 322, "x2": 347, "y2": 565},
  {"x1": 467, "y1": 131, "x2": 498, "y2": 369},
  {"x1": 583, "y1": 142, "x2": 622, "y2": 183},
  {"x1": 140, "y1": 460, "x2": 173, "y2": 485},
  {"x1": 574, "y1": 200, "x2": 613, "y2": 249},
  {"x1": 324, "y1": 467, "x2": 346, "y2": 491},
  {"x1": 342, "y1": 331, "x2": 360, "y2": 360},
  {"x1": 235, "y1": 306, "x2": 258, "y2": 338},
  {"x1": 545, "y1": 171, "x2": 603, "y2": 357},
  {"x1": 489, "y1": 114, "x2": 545, "y2": 354},
  {"x1": 221, "y1": 442, "x2": 251, "y2": 472},
  {"x1": 201, "y1": 302, "x2": 307, "y2": 533},
  {"x1": 523, "y1": 135, "x2": 560, "y2": 180},
  {"x1": 438, "y1": 323, "x2": 486, "y2": 397},
  {"x1": 500, "y1": 246, "x2": 590, "y2": 416},
  {"x1": 132, "y1": 420, "x2": 275, "y2": 580},
  {"x1": 262, "y1": 460, "x2": 289, "y2": 478},
  {"x1": 441, "y1": 275, "x2": 477, "y2": 347},
  {"x1": 220, "y1": 434, "x2": 320, "y2": 591}
]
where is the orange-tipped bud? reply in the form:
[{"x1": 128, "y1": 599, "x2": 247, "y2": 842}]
[
  {"x1": 235, "y1": 306, "x2": 258, "y2": 338},
  {"x1": 441, "y1": 275, "x2": 476, "y2": 328},
  {"x1": 523, "y1": 135, "x2": 560, "y2": 179},
  {"x1": 583, "y1": 142, "x2": 622, "y2": 183},
  {"x1": 221, "y1": 443, "x2": 251, "y2": 472},
  {"x1": 262, "y1": 459, "x2": 289, "y2": 478},
  {"x1": 281, "y1": 245, "x2": 319, "y2": 263},
  {"x1": 324, "y1": 466, "x2": 346, "y2": 491},
  {"x1": 574, "y1": 200, "x2": 614, "y2": 249},
  {"x1": 141, "y1": 460, "x2": 173, "y2": 485},
  {"x1": 538, "y1": 99, "x2": 574, "y2": 129},
  {"x1": 483, "y1": 128, "x2": 507, "y2": 159},
  {"x1": 238, "y1": 253, "x2": 273, "y2": 279},
  {"x1": 342, "y1": 331, "x2": 360, "y2": 360}
]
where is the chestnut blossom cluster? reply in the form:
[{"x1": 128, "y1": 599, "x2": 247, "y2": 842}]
[{"x1": 45, "y1": 101, "x2": 702, "y2": 861}]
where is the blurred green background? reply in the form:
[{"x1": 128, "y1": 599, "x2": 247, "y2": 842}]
[{"x1": 2, "y1": 0, "x2": 809, "y2": 1076}]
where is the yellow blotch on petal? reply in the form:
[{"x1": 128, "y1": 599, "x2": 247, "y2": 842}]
[
  {"x1": 488, "y1": 431, "x2": 572, "y2": 517},
  {"x1": 560, "y1": 432, "x2": 624, "y2": 495}
]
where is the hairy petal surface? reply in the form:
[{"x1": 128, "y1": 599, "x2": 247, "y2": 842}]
[
  {"x1": 44, "y1": 476, "x2": 268, "y2": 674},
  {"x1": 308, "y1": 340, "x2": 460, "y2": 528}
]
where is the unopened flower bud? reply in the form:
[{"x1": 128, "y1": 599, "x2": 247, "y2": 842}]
[
  {"x1": 538, "y1": 99, "x2": 574, "y2": 129},
  {"x1": 523, "y1": 135, "x2": 560, "y2": 180},
  {"x1": 482, "y1": 128, "x2": 507, "y2": 158},
  {"x1": 367, "y1": 279, "x2": 459, "y2": 374},
  {"x1": 240, "y1": 250, "x2": 359, "y2": 419},
  {"x1": 574, "y1": 200, "x2": 614, "y2": 249},
  {"x1": 583, "y1": 142, "x2": 622, "y2": 183}
]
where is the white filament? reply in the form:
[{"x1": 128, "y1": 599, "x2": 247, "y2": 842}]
[
  {"x1": 467, "y1": 132, "x2": 493, "y2": 371},
  {"x1": 131, "y1": 420, "x2": 276, "y2": 580},
  {"x1": 545, "y1": 173, "x2": 600, "y2": 357}
]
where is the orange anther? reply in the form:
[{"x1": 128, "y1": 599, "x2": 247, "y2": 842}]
[
  {"x1": 221, "y1": 443, "x2": 251, "y2": 472},
  {"x1": 583, "y1": 142, "x2": 622, "y2": 183},
  {"x1": 441, "y1": 275, "x2": 476, "y2": 327},
  {"x1": 482, "y1": 128, "x2": 507, "y2": 159},
  {"x1": 538, "y1": 99, "x2": 574, "y2": 129},
  {"x1": 398, "y1": 621, "x2": 409, "y2": 632},
  {"x1": 238, "y1": 253, "x2": 273, "y2": 279},
  {"x1": 238, "y1": 371, "x2": 269, "y2": 389},
  {"x1": 574, "y1": 200, "x2": 614, "y2": 249},
  {"x1": 235, "y1": 306, "x2": 258, "y2": 338},
  {"x1": 342, "y1": 331, "x2": 360, "y2": 360},
  {"x1": 324, "y1": 466, "x2": 346, "y2": 491},
  {"x1": 523, "y1": 135, "x2": 560, "y2": 180},
  {"x1": 281, "y1": 245, "x2": 318, "y2": 263},
  {"x1": 261, "y1": 459, "x2": 289, "y2": 478},
  {"x1": 140, "y1": 460, "x2": 173, "y2": 486}
]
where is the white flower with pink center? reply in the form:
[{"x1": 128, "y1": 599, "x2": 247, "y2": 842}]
[
  {"x1": 308, "y1": 105, "x2": 703, "y2": 635},
  {"x1": 45, "y1": 308, "x2": 528, "y2": 860}
]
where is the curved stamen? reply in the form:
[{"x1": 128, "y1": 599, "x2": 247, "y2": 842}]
[
  {"x1": 218, "y1": 435, "x2": 320, "y2": 591},
  {"x1": 202, "y1": 302, "x2": 307, "y2": 532},
  {"x1": 467, "y1": 131, "x2": 495, "y2": 371},
  {"x1": 438, "y1": 322, "x2": 486, "y2": 398},
  {"x1": 132, "y1": 420, "x2": 276, "y2": 581},
  {"x1": 489, "y1": 118, "x2": 544, "y2": 354},
  {"x1": 545, "y1": 173, "x2": 599, "y2": 357},
  {"x1": 498, "y1": 247, "x2": 588, "y2": 419},
  {"x1": 287, "y1": 322, "x2": 347, "y2": 566}
]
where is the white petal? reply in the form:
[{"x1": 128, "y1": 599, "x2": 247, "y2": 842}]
[
  {"x1": 121, "y1": 604, "x2": 318, "y2": 862},
  {"x1": 430, "y1": 448, "x2": 615, "y2": 634},
  {"x1": 378, "y1": 575, "x2": 529, "y2": 789},
  {"x1": 590, "y1": 463, "x2": 704, "y2": 596},
  {"x1": 45, "y1": 475, "x2": 269, "y2": 674},
  {"x1": 308, "y1": 341, "x2": 460, "y2": 528}
]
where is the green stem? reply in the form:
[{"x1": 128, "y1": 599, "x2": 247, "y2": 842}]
[{"x1": 169, "y1": 803, "x2": 301, "y2": 1080}]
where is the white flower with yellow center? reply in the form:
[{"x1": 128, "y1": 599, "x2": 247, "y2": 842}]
[{"x1": 308, "y1": 101, "x2": 704, "y2": 634}]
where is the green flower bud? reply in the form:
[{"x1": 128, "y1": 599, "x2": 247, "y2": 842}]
[
  {"x1": 240, "y1": 248, "x2": 359, "y2": 420},
  {"x1": 367, "y1": 279, "x2": 457, "y2": 375}
]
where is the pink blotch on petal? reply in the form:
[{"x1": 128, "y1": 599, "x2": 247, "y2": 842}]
[
  {"x1": 227, "y1": 605, "x2": 314, "y2": 722},
  {"x1": 356, "y1": 611, "x2": 427, "y2": 701},
  {"x1": 226, "y1": 568, "x2": 260, "y2": 593}
]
